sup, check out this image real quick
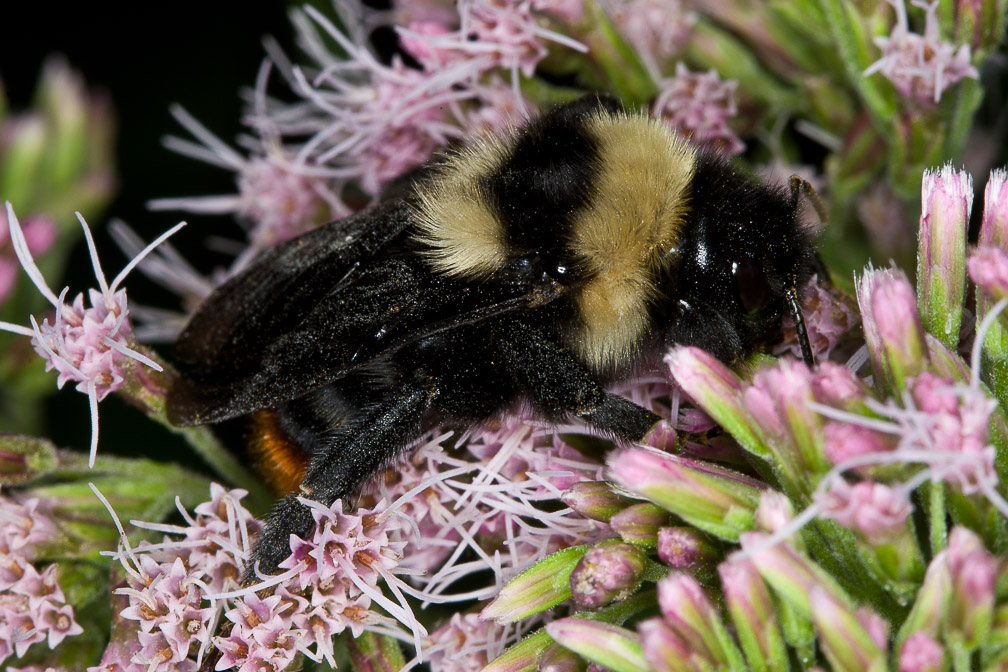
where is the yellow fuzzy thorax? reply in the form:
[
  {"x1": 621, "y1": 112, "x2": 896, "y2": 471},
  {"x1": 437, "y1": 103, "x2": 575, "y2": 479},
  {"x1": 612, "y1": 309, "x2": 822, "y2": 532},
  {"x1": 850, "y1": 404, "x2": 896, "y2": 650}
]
[{"x1": 412, "y1": 110, "x2": 695, "y2": 372}]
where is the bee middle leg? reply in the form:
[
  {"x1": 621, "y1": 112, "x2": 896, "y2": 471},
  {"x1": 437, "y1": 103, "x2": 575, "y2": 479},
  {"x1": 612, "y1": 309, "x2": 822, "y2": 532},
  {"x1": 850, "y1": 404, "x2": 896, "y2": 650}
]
[{"x1": 495, "y1": 320, "x2": 661, "y2": 442}]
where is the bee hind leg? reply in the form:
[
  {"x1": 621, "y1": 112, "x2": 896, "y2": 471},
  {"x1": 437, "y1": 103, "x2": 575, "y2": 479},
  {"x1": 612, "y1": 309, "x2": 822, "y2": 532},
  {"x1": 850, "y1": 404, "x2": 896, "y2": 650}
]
[{"x1": 244, "y1": 379, "x2": 438, "y2": 581}]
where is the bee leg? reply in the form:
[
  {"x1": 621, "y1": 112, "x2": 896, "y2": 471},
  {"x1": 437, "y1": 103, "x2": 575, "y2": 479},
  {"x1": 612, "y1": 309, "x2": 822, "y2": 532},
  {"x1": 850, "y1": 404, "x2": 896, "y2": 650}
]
[
  {"x1": 246, "y1": 380, "x2": 437, "y2": 580},
  {"x1": 496, "y1": 320, "x2": 661, "y2": 442}
]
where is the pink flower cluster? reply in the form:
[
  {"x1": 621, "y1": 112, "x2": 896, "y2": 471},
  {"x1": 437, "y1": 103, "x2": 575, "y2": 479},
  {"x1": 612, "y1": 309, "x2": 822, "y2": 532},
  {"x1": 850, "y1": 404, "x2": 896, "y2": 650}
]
[
  {"x1": 864, "y1": 0, "x2": 979, "y2": 104},
  {"x1": 0, "y1": 204, "x2": 178, "y2": 466},
  {"x1": 816, "y1": 366, "x2": 999, "y2": 521},
  {"x1": 92, "y1": 484, "x2": 259, "y2": 671},
  {"x1": 399, "y1": 0, "x2": 583, "y2": 84},
  {"x1": 653, "y1": 63, "x2": 745, "y2": 156},
  {"x1": 426, "y1": 612, "x2": 505, "y2": 672},
  {"x1": 0, "y1": 491, "x2": 82, "y2": 666},
  {"x1": 368, "y1": 418, "x2": 613, "y2": 603},
  {"x1": 32, "y1": 288, "x2": 134, "y2": 402},
  {"x1": 157, "y1": 0, "x2": 591, "y2": 258},
  {"x1": 816, "y1": 366, "x2": 998, "y2": 540},
  {"x1": 603, "y1": 0, "x2": 694, "y2": 76},
  {"x1": 95, "y1": 484, "x2": 418, "y2": 671},
  {"x1": 774, "y1": 274, "x2": 860, "y2": 362}
]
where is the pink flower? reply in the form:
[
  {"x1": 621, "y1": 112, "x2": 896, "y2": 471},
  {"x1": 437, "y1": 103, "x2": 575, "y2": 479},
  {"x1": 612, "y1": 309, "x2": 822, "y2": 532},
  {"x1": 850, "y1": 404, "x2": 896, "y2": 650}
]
[
  {"x1": 217, "y1": 593, "x2": 304, "y2": 672},
  {"x1": 810, "y1": 361, "x2": 870, "y2": 410},
  {"x1": 979, "y1": 168, "x2": 1008, "y2": 248},
  {"x1": 775, "y1": 275, "x2": 860, "y2": 362},
  {"x1": 604, "y1": 0, "x2": 694, "y2": 75},
  {"x1": 395, "y1": 0, "x2": 586, "y2": 110},
  {"x1": 0, "y1": 204, "x2": 181, "y2": 466},
  {"x1": 968, "y1": 245, "x2": 1008, "y2": 302},
  {"x1": 823, "y1": 422, "x2": 896, "y2": 468},
  {"x1": 150, "y1": 106, "x2": 344, "y2": 258},
  {"x1": 0, "y1": 494, "x2": 58, "y2": 558},
  {"x1": 856, "y1": 266, "x2": 928, "y2": 392},
  {"x1": 909, "y1": 373, "x2": 996, "y2": 493},
  {"x1": 917, "y1": 164, "x2": 972, "y2": 348},
  {"x1": 427, "y1": 612, "x2": 506, "y2": 672},
  {"x1": 864, "y1": 0, "x2": 978, "y2": 104},
  {"x1": 0, "y1": 559, "x2": 82, "y2": 666},
  {"x1": 818, "y1": 478, "x2": 912, "y2": 544},
  {"x1": 653, "y1": 64, "x2": 744, "y2": 156},
  {"x1": 898, "y1": 632, "x2": 944, "y2": 672},
  {"x1": 399, "y1": 20, "x2": 458, "y2": 69},
  {"x1": 754, "y1": 490, "x2": 794, "y2": 534}
]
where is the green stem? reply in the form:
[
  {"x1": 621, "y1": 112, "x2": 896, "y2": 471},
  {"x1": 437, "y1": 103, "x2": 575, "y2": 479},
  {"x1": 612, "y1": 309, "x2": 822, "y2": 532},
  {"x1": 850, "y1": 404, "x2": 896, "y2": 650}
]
[{"x1": 927, "y1": 481, "x2": 948, "y2": 557}]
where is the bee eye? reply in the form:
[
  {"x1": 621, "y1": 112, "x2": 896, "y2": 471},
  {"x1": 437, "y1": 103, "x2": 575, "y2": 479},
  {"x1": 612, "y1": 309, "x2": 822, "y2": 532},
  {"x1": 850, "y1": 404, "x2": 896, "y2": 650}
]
[{"x1": 733, "y1": 257, "x2": 769, "y2": 314}]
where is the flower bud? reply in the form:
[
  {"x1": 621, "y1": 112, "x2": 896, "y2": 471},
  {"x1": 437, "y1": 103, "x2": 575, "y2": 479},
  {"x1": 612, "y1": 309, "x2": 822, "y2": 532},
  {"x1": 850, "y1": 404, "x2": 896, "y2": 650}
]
[
  {"x1": 538, "y1": 643, "x2": 586, "y2": 672},
  {"x1": 809, "y1": 588, "x2": 887, "y2": 672},
  {"x1": 719, "y1": 553, "x2": 788, "y2": 672},
  {"x1": 857, "y1": 267, "x2": 929, "y2": 394},
  {"x1": 956, "y1": 0, "x2": 1008, "y2": 54},
  {"x1": 560, "y1": 481, "x2": 634, "y2": 523},
  {"x1": 979, "y1": 168, "x2": 1008, "y2": 248},
  {"x1": 569, "y1": 541, "x2": 646, "y2": 609},
  {"x1": 657, "y1": 573, "x2": 745, "y2": 669},
  {"x1": 481, "y1": 545, "x2": 587, "y2": 624},
  {"x1": 609, "y1": 502, "x2": 670, "y2": 547},
  {"x1": 656, "y1": 527, "x2": 719, "y2": 571},
  {"x1": 544, "y1": 619, "x2": 649, "y2": 672},
  {"x1": 897, "y1": 632, "x2": 945, "y2": 672},
  {"x1": 969, "y1": 246, "x2": 1008, "y2": 302},
  {"x1": 917, "y1": 165, "x2": 972, "y2": 349},
  {"x1": 754, "y1": 490, "x2": 794, "y2": 534},
  {"x1": 608, "y1": 449, "x2": 762, "y2": 542},
  {"x1": 743, "y1": 360, "x2": 826, "y2": 494},
  {"x1": 945, "y1": 526, "x2": 996, "y2": 649},
  {"x1": 346, "y1": 632, "x2": 406, "y2": 672},
  {"x1": 811, "y1": 361, "x2": 871, "y2": 412},
  {"x1": 740, "y1": 532, "x2": 850, "y2": 616},
  {"x1": 899, "y1": 549, "x2": 952, "y2": 645},
  {"x1": 638, "y1": 618, "x2": 693, "y2": 672},
  {"x1": 666, "y1": 346, "x2": 764, "y2": 457},
  {"x1": 483, "y1": 631, "x2": 552, "y2": 672},
  {"x1": 0, "y1": 117, "x2": 46, "y2": 206}
]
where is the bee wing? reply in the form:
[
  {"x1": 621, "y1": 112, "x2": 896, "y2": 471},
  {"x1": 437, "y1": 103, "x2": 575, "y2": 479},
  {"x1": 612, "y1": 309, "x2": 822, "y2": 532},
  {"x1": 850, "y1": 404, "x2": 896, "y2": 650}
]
[
  {"x1": 173, "y1": 199, "x2": 413, "y2": 374},
  {"x1": 168, "y1": 201, "x2": 553, "y2": 425}
]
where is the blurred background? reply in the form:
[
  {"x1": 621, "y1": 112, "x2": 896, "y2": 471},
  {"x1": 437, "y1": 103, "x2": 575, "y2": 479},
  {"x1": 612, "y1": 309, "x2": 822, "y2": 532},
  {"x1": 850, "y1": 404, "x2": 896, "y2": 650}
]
[{"x1": 0, "y1": 0, "x2": 291, "y2": 460}]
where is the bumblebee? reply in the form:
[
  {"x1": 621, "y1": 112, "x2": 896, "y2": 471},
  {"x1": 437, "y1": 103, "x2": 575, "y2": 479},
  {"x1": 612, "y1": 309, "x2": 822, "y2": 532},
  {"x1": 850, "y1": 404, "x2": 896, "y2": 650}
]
[{"x1": 168, "y1": 94, "x2": 817, "y2": 578}]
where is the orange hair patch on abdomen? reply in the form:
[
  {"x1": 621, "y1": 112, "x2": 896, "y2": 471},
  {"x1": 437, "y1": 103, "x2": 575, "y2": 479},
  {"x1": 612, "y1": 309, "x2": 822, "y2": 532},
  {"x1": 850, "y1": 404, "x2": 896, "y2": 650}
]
[{"x1": 248, "y1": 409, "x2": 311, "y2": 495}]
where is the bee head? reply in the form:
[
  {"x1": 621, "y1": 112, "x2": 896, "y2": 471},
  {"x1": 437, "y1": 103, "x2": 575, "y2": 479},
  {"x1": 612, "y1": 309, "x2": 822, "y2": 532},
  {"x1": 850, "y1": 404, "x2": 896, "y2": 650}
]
[{"x1": 660, "y1": 157, "x2": 818, "y2": 366}]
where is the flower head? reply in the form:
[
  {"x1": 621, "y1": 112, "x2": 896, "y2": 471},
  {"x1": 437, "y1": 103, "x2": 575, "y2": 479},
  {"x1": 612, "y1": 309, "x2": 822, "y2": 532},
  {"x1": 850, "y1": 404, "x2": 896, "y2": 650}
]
[
  {"x1": 0, "y1": 558, "x2": 83, "y2": 667},
  {"x1": 653, "y1": 64, "x2": 744, "y2": 155},
  {"x1": 0, "y1": 204, "x2": 180, "y2": 466},
  {"x1": 427, "y1": 612, "x2": 507, "y2": 672},
  {"x1": 817, "y1": 477, "x2": 912, "y2": 544},
  {"x1": 864, "y1": 0, "x2": 979, "y2": 104}
]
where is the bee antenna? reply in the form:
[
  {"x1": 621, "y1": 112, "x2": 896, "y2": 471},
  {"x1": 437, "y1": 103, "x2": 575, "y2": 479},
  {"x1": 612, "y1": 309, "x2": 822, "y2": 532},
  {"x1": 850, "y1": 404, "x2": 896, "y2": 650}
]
[
  {"x1": 785, "y1": 283, "x2": 815, "y2": 368},
  {"x1": 788, "y1": 175, "x2": 828, "y2": 226}
]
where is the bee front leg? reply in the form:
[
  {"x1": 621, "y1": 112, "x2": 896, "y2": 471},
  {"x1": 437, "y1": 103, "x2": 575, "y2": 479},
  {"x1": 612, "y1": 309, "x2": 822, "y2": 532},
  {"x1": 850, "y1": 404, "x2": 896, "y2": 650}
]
[
  {"x1": 495, "y1": 320, "x2": 660, "y2": 442},
  {"x1": 246, "y1": 379, "x2": 438, "y2": 581}
]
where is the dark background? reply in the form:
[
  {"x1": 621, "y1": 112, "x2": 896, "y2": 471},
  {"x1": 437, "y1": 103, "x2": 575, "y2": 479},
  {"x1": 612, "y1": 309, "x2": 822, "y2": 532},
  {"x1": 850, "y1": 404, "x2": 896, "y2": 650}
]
[{"x1": 1, "y1": 2, "x2": 293, "y2": 462}]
